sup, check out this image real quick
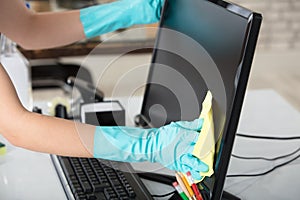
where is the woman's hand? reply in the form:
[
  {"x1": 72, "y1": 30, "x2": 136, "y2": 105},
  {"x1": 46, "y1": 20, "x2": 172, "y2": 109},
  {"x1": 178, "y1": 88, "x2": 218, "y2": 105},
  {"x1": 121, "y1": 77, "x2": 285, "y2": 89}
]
[
  {"x1": 80, "y1": 0, "x2": 164, "y2": 38},
  {"x1": 149, "y1": 119, "x2": 209, "y2": 180},
  {"x1": 93, "y1": 118, "x2": 208, "y2": 180}
]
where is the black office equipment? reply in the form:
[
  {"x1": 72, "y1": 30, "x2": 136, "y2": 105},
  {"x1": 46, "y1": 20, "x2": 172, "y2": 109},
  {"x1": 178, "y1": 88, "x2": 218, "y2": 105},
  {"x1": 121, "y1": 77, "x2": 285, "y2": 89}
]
[
  {"x1": 52, "y1": 156, "x2": 152, "y2": 200},
  {"x1": 51, "y1": 102, "x2": 152, "y2": 199},
  {"x1": 67, "y1": 76, "x2": 104, "y2": 103},
  {"x1": 31, "y1": 64, "x2": 104, "y2": 102},
  {"x1": 80, "y1": 101, "x2": 125, "y2": 127},
  {"x1": 137, "y1": 0, "x2": 262, "y2": 199},
  {"x1": 55, "y1": 104, "x2": 68, "y2": 119}
]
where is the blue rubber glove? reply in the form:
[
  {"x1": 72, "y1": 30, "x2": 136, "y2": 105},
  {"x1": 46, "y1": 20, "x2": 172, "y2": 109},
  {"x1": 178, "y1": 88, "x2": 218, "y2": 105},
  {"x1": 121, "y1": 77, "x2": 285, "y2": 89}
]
[
  {"x1": 80, "y1": 0, "x2": 164, "y2": 38},
  {"x1": 94, "y1": 118, "x2": 208, "y2": 180}
]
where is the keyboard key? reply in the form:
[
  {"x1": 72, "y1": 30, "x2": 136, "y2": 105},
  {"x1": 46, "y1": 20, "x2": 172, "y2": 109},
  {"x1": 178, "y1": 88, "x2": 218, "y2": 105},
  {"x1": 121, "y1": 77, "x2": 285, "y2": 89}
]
[
  {"x1": 60, "y1": 157, "x2": 75, "y2": 176},
  {"x1": 71, "y1": 183, "x2": 83, "y2": 193},
  {"x1": 75, "y1": 193, "x2": 87, "y2": 200},
  {"x1": 86, "y1": 194, "x2": 97, "y2": 200},
  {"x1": 120, "y1": 197, "x2": 130, "y2": 200},
  {"x1": 126, "y1": 187, "x2": 136, "y2": 197},
  {"x1": 117, "y1": 191, "x2": 128, "y2": 198},
  {"x1": 128, "y1": 190, "x2": 136, "y2": 198},
  {"x1": 99, "y1": 176, "x2": 108, "y2": 183},
  {"x1": 114, "y1": 185, "x2": 123, "y2": 190},
  {"x1": 92, "y1": 182, "x2": 109, "y2": 192},
  {"x1": 81, "y1": 181, "x2": 92, "y2": 193},
  {"x1": 104, "y1": 188, "x2": 118, "y2": 199},
  {"x1": 69, "y1": 175, "x2": 77, "y2": 181},
  {"x1": 110, "y1": 179, "x2": 121, "y2": 186},
  {"x1": 96, "y1": 192, "x2": 109, "y2": 200}
]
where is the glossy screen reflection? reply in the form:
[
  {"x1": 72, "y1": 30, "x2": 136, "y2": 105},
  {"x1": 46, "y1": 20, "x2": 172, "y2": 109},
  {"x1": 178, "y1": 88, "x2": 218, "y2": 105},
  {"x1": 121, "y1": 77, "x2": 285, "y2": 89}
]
[{"x1": 141, "y1": 0, "x2": 253, "y2": 198}]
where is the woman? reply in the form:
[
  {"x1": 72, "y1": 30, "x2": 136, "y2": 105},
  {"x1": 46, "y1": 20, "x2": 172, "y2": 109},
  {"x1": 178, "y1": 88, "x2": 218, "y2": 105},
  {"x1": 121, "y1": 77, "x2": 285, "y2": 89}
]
[{"x1": 0, "y1": 0, "x2": 207, "y2": 180}]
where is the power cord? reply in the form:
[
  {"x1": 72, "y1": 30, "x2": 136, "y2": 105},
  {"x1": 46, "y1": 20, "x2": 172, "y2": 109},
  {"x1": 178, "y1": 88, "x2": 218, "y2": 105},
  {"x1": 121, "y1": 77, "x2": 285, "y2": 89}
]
[
  {"x1": 228, "y1": 132, "x2": 300, "y2": 177},
  {"x1": 151, "y1": 191, "x2": 176, "y2": 198},
  {"x1": 138, "y1": 172, "x2": 176, "y2": 185},
  {"x1": 236, "y1": 132, "x2": 300, "y2": 140},
  {"x1": 227, "y1": 153, "x2": 300, "y2": 178},
  {"x1": 231, "y1": 147, "x2": 300, "y2": 161},
  {"x1": 137, "y1": 172, "x2": 177, "y2": 199}
]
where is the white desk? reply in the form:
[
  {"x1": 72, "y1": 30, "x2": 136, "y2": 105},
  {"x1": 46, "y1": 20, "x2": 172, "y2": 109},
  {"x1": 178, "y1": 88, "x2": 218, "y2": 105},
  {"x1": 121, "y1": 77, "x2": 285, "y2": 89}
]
[
  {"x1": 0, "y1": 142, "x2": 67, "y2": 199},
  {"x1": 1, "y1": 89, "x2": 299, "y2": 199},
  {"x1": 224, "y1": 90, "x2": 300, "y2": 199}
]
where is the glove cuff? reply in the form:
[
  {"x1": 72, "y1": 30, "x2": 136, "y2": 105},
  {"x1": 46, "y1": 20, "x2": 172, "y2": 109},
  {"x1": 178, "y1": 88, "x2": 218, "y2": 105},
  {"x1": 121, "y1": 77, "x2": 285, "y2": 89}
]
[
  {"x1": 93, "y1": 126, "x2": 158, "y2": 163},
  {"x1": 80, "y1": 1, "x2": 133, "y2": 38},
  {"x1": 80, "y1": 0, "x2": 163, "y2": 39}
]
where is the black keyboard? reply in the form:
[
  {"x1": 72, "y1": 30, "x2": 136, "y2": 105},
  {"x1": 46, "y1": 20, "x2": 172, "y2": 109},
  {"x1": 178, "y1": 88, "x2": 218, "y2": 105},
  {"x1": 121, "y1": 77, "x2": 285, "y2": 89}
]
[{"x1": 51, "y1": 155, "x2": 153, "y2": 200}]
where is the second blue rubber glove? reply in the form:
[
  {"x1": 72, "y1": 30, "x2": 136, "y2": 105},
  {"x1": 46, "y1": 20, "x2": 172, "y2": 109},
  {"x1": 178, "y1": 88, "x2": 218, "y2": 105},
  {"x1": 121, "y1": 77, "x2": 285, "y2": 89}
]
[
  {"x1": 93, "y1": 118, "x2": 208, "y2": 180},
  {"x1": 80, "y1": 0, "x2": 164, "y2": 38}
]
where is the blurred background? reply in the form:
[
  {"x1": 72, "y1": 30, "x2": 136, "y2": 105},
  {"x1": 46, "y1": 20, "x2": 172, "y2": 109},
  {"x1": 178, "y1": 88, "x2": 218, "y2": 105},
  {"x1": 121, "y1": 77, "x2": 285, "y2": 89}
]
[
  {"x1": 1, "y1": 1, "x2": 298, "y2": 199},
  {"x1": 235, "y1": 0, "x2": 300, "y2": 111},
  {"x1": 25, "y1": 0, "x2": 300, "y2": 112}
]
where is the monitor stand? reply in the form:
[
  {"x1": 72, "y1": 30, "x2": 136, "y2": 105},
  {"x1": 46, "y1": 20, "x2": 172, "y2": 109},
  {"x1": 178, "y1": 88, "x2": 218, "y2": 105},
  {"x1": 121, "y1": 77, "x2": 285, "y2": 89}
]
[{"x1": 222, "y1": 191, "x2": 241, "y2": 200}]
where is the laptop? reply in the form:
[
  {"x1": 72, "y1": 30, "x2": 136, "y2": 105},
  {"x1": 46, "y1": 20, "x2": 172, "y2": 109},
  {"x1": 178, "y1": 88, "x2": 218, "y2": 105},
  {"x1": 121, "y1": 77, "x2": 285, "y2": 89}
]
[{"x1": 136, "y1": 0, "x2": 262, "y2": 199}]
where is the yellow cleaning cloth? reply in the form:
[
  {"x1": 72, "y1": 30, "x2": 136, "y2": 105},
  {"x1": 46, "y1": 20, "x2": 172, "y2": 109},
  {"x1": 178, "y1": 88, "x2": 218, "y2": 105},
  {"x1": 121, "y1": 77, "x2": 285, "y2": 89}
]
[{"x1": 192, "y1": 91, "x2": 215, "y2": 182}]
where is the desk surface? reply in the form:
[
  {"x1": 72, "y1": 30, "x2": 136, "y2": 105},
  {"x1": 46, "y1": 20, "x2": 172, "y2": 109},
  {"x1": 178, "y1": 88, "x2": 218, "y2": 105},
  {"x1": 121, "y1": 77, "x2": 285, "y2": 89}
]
[
  {"x1": 1, "y1": 89, "x2": 300, "y2": 199},
  {"x1": 18, "y1": 39, "x2": 155, "y2": 60},
  {"x1": 224, "y1": 90, "x2": 300, "y2": 199}
]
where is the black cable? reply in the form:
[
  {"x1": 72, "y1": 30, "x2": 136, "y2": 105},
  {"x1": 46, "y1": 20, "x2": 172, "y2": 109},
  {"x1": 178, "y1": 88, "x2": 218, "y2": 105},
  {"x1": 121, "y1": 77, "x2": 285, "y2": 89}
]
[
  {"x1": 137, "y1": 172, "x2": 176, "y2": 185},
  {"x1": 151, "y1": 190, "x2": 176, "y2": 198},
  {"x1": 236, "y1": 133, "x2": 300, "y2": 140},
  {"x1": 137, "y1": 172, "x2": 177, "y2": 198},
  {"x1": 231, "y1": 147, "x2": 300, "y2": 161},
  {"x1": 227, "y1": 153, "x2": 300, "y2": 178}
]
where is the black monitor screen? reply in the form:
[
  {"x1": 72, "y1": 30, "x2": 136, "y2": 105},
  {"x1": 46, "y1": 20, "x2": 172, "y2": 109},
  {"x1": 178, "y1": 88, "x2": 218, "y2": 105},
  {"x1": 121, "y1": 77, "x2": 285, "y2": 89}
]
[{"x1": 141, "y1": 0, "x2": 261, "y2": 199}]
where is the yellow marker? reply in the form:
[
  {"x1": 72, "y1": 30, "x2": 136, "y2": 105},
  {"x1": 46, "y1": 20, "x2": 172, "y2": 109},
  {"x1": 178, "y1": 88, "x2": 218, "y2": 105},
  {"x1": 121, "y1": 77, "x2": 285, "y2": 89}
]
[
  {"x1": 0, "y1": 142, "x2": 7, "y2": 156},
  {"x1": 179, "y1": 172, "x2": 195, "y2": 199},
  {"x1": 175, "y1": 173, "x2": 192, "y2": 199}
]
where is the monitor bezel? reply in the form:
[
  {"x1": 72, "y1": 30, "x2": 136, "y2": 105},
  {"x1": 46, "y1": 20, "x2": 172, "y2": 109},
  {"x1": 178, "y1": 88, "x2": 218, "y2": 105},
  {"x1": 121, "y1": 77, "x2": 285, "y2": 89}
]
[
  {"x1": 139, "y1": 0, "x2": 262, "y2": 199},
  {"x1": 210, "y1": 11, "x2": 262, "y2": 200}
]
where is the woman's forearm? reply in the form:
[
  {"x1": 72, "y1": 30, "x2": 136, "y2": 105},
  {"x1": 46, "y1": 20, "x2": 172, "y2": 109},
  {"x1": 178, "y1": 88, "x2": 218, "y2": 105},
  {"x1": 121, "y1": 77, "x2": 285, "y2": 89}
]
[
  {"x1": 0, "y1": 63, "x2": 94, "y2": 157},
  {"x1": 0, "y1": 0, "x2": 85, "y2": 50},
  {"x1": 19, "y1": 11, "x2": 85, "y2": 50},
  {"x1": 17, "y1": 112, "x2": 95, "y2": 157}
]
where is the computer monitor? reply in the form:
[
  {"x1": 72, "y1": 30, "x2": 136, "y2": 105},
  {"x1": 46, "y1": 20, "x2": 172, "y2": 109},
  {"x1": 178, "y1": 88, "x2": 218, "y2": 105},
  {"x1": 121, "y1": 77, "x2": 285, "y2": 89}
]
[{"x1": 139, "y1": 0, "x2": 262, "y2": 199}]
